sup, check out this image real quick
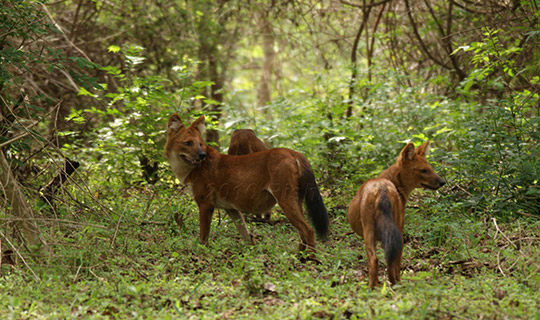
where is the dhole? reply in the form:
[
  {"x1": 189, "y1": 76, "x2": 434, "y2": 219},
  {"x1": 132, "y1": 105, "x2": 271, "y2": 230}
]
[
  {"x1": 228, "y1": 129, "x2": 269, "y2": 155},
  {"x1": 228, "y1": 129, "x2": 272, "y2": 222},
  {"x1": 165, "y1": 114, "x2": 329, "y2": 251},
  {"x1": 347, "y1": 141, "x2": 445, "y2": 288}
]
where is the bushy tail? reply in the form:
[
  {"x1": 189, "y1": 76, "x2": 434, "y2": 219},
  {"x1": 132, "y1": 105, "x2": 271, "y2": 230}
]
[
  {"x1": 375, "y1": 191, "x2": 403, "y2": 268},
  {"x1": 298, "y1": 160, "x2": 329, "y2": 240}
]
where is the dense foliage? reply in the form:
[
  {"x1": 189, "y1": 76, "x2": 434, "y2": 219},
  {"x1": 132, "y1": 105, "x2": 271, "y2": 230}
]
[{"x1": 1, "y1": 0, "x2": 539, "y2": 318}]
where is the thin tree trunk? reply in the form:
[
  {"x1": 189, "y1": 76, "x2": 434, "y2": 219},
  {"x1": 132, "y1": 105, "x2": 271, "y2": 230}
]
[
  {"x1": 367, "y1": 3, "x2": 386, "y2": 82},
  {"x1": 258, "y1": 11, "x2": 275, "y2": 119},
  {"x1": 205, "y1": 52, "x2": 224, "y2": 147},
  {"x1": 0, "y1": 149, "x2": 42, "y2": 246},
  {"x1": 346, "y1": 6, "x2": 371, "y2": 118}
]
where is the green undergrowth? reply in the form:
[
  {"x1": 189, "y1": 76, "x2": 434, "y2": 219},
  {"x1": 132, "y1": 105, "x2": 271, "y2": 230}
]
[{"x1": 1, "y1": 187, "x2": 539, "y2": 319}]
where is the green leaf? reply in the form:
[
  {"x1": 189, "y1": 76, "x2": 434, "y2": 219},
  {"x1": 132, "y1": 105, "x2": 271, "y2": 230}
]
[
  {"x1": 77, "y1": 87, "x2": 96, "y2": 97},
  {"x1": 107, "y1": 45, "x2": 121, "y2": 53}
]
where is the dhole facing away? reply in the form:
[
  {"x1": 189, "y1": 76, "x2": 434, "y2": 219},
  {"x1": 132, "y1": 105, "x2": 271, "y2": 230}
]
[
  {"x1": 228, "y1": 129, "x2": 272, "y2": 222},
  {"x1": 228, "y1": 129, "x2": 269, "y2": 155},
  {"x1": 165, "y1": 114, "x2": 329, "y2": 250},
  {"x1": 347, "y1": 141, "x2": 445, "y2": 288}
]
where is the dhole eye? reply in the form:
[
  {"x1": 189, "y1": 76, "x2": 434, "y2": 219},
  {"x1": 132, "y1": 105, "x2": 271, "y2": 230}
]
[
  {"x1": 420, "y1": 169, "x2": 428, "y2": 174},
  {"x1": 184, "y1": 141, "x2": 193, "y2": 147}
]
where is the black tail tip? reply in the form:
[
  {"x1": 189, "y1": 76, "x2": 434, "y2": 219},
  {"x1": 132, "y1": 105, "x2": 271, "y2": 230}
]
[{"x1": 314, "y1": 215, "x2": 329, "y2": 241}]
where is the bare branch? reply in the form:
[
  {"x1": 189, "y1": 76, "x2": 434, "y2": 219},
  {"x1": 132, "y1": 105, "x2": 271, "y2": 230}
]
[
  {"x1": 340, "y1": 0, "x2": 392, "y2": 9},
  {"x1": 0, "y1": 229, "x2": 39, "y2": 280},
  {"x1": 41, "y1": 3, "x2": 92, "y2": 62},
  {"x1": 403, "y1": 0, "x2": 451, "y2": 70}
]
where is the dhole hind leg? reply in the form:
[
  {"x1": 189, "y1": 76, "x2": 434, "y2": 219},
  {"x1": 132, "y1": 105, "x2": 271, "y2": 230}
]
[
  {"x1": 225, "y1": 209, "x2": 254, "y2": 244},
  {"x1": 276, "y1": 198, "x2": 315, "y2": 251},
  {"x1": 363, "y1": 225, "x2": 379, "y2": 288}
]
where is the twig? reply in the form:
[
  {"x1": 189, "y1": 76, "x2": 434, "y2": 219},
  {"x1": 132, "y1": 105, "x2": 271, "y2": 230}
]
[
  {"x1": 0, "y1": 131, "x2": 32, "y2": 148},
  {"x1": 110, "y1": 207, "x2": 127, "y2": 250},
  {"x1": 454, "y1": 184, "x2": 472, "y2": 196},
  {"x1": 88, "y1": 268, "x2": 104, "y2": 282},
  {"x1": 516, "y1": 211, "x2": 539, "y2": 219},
  {"x1": 73, "y1": 263, "x2": 82, "y2": 283},
  {"x1": 124, "y1": 256, "x2": 150, "y2": 281},
  {"x1": 58, "y1": 69, "x2": 80, "y2": 92},
  {"x1": 141, "y1": 191, "x2": 156, "y2": 220},
  {"x1": 496, "y1": 250, "x2": 506, "y2": 277},
  {"x1": 0, "y1": 229, "x2": 39, "y2": 280},
  {"x1": 40, "y1": 4, "x2": 92, "y2": 62},
  {"x1": 145, "y1": 193, "x2": 177, "y2": 221},
  {"x1": 492, "y1": 218, "x2": 518, "y2": 249},
  {"x1": 139, "y1": 221, "x2": 167, "y2": 226},
  {"x1": 340, "y1": 0, "x2": 391, "y2": 8},
  {"x1": 0, "y1": 218, "x2": 107, "y2": 230},
  {"x1": 1, "y1": 98, "x2": 61, "y2": 148},
  {"x1": 508, "y1": 255, "x2": 522, "y2": 271}
]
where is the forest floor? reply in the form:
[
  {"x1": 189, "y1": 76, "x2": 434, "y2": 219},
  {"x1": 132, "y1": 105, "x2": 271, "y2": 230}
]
[{"x1": 1, "y1": 186, "x2": 539, "y2": 319}]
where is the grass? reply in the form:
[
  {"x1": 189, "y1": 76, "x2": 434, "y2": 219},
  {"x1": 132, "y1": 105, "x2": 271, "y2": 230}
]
[{"x1": 1, "y1": 185, "x2": 539, "y2": 319}]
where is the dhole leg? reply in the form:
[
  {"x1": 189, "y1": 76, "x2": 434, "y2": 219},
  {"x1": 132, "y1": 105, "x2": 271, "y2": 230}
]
[
  {"x1": 225, "y1": 209, "x2": 254, "y2": 244},
  {"x1": 387, "y1": 262, "x2": 398, "y2": 285},
  {"x1": 198, "y1": 204, "x2": 214, "y2": 244},
  {"x1": 277, "y1": 199, "x2": 315, "y2": 251},
  {"x1": 363, "y1": 227, "x2": 379, "y2": 288},
  {"x1": 396, "y1": 257, "x2": 402, "y2": 281},
  {"x1": 387, "y1": 238, "x2": 403, "y2": 285}
]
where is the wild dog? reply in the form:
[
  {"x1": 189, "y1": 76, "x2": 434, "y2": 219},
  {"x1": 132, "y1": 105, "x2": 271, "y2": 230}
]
[
  {"x1": 228, "y1": 129, "x2": 272, "y2": 222},
  {"x1": 347, "y1": 141, "x2": 445, "y2": 288},
  {"x1": 228, "y1": 129, "x2": 269, "y2": 155},
  {"x1": 165, "y1": 114, "x2": 329, "y2": 251}
]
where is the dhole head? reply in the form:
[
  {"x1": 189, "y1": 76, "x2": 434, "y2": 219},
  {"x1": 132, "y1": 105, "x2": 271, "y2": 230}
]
[
  {"x1": 165, "y1": 114, "x2": 207, "y2": 167},
  {"x1": 398, "y1": 141, "x2": 446, "y2": 190}
]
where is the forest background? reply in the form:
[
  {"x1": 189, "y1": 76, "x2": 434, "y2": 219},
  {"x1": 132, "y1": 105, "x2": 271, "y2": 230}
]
[{"x1": 1, "y1": 0, "x2": 539, "y2": 319}]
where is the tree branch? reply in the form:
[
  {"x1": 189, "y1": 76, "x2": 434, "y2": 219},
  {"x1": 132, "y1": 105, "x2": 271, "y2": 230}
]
[
  {"x1": 403, "y1": 0, "x2": 451, "y2": 70},
  {"x1": 422, "y1": 0, "x2": 466, "y2": 80},
  {"x1": 340, "y1": 0, "x2": 392, "y2": 9},
  {"x1": 41, "y1": 3, "x2": 92, "y2": 62}
]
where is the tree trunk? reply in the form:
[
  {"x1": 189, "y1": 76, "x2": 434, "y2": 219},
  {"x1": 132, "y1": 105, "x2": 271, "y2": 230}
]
[
  {"x1": 205, "y1": 52, "x2": 224, "y2": 148},
  {"x1": 346, "y1": 6, "x2": 371, "y2": 118},
  {"x1": 257, "y1": 11, "x2": 275, "y2": 119},
  {"x1": 0, "y1": 149, "x2": 42, "y2": 246}
]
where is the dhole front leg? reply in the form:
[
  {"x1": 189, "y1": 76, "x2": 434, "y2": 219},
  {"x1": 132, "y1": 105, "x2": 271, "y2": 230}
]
[{"x1": 198, "y1": 203, "x2": 214, "y2": 244}]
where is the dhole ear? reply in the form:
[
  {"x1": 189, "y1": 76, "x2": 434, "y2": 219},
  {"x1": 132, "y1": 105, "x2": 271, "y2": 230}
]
[
  {"x1": 168, "y1": 114, "x2": 185, "y2": 135},
  {"x1": 191, "y1": 116, "x2": 206, "y2": 135},
  {"x1": 416, "y1": 140, "x2": 430, "y2": 157},
  {"x1": 400, "y1": 142, "x2": 416, "y2": 162}
]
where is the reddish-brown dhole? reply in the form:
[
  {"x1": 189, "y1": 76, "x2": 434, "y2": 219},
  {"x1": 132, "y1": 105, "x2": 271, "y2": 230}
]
[
  {"x1": 164, "y1": 114, "x2": 329, "y2": 251},
  {"x1": 228, "y1": 129, "x2": 272, "y2": 222},
  {"x1": 347, "y1": 141, "x2": 445, "y2": 288}
]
